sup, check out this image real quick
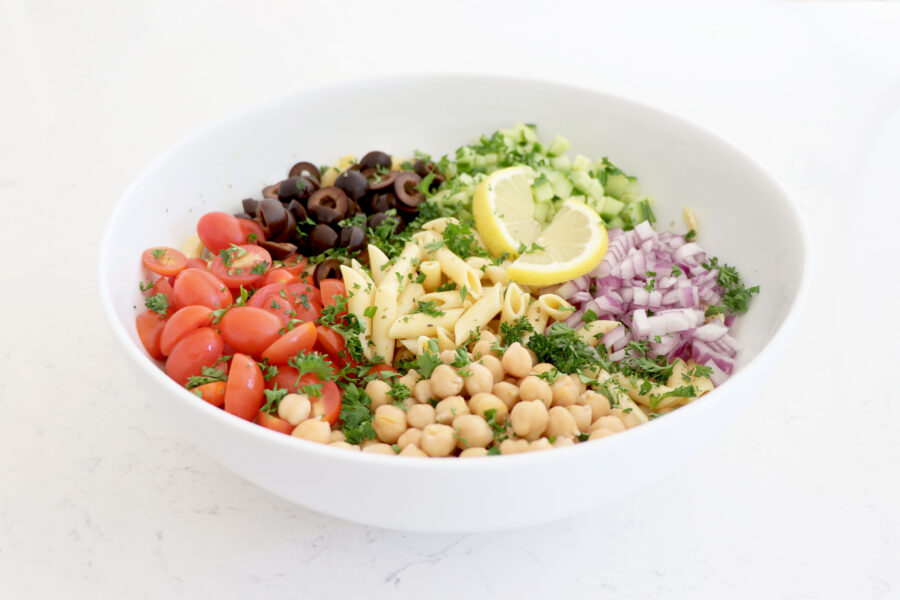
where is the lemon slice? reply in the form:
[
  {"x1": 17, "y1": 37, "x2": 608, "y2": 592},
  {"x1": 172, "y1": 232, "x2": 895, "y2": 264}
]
[
  {"x1": 506, "y1": 199, "x2": 609, "y2": 286},
  {"x1": 473, "y1": 166, "x2": 542, "y2": 257}
]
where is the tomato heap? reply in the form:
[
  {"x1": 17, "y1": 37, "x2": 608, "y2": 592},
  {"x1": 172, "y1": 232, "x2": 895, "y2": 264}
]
[{"x1": 135, "y1": 211, "x2": 384, "y2": 435}]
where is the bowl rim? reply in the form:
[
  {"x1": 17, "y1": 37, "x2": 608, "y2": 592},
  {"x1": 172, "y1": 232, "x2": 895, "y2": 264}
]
[{"x1": 98, "y1": 73, "x2": 813, "y2": 471}]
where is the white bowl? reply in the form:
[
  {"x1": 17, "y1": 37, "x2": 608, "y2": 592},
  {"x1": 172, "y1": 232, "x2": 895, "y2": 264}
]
[{"x1": 98, "y1": 75, "x2": 810, "y2": 532}]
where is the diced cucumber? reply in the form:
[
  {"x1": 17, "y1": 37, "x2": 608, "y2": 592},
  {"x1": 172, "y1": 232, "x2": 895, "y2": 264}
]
[
  {"x1": 551, "y1": 173, "x2": 573, "y2": 199},
  {"x1": 586, "y1": 180, "x2": 605, "y2": 201},
  {"x1": 621, "y1": 197, "x2": 656, "y2": 226},
  {"x1": 571, "y1": 154, "x2": 594, "y2": 172},
  {"x1": 547, "y1": 134, "x2": 571, "y2": 157},
  {"x1": 605, "y1": 215, "x2": 626, "y2": 229},
  {"x1": 534, "y1": 201, "x2": 553, "y2": 224},
  {"x1": 532, "y1": 178, "x2": 555, "y2": 204},
  {"x1": 570, "y1": 171, "x2": 594, "y2": 194},
  {"x1": 550, "y1": 155, "x2": 571, "y2": 171},
  {"x1": 600, "y1": 196, "x2": 625, "y2": 219},
  {"x1": 604, "y1": 172, "x2": 634, "y2": 199}
]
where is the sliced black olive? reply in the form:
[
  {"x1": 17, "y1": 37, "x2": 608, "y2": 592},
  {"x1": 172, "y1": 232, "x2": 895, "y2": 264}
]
[
  {"x1": 394, "y1": 172, "x2": 425, "y2": 211},
  {"x1": 274, "y1": 208, "x2": 296, "y2": 243},
  {"x1": 278, "y1": 176, "x2": 316, "y2": 203},
  {"x1": 313, "y1": 258, "x2": 344, "y2": 285},
  {"x1": 258, "y1": 240, "x2": 298, "y2": 260},
  {"x1": 307, "y1": 187, "x2": 350, "y2": 225},
  {"x1": 362, "y1": 192, "x2": 394, "y2": 214},
  {"x1": 366, "y1": 212, "x2": 404, "y2": 234},
  {"x1": 242, "y1": 198, "x2": 260, "y2": 218},
  {"x1": 286, "y1": 199, "x2": 308, "y2": 222},
  {"x1": 233, "y1": 212, "x2": 252, "y2": 220},
  {"x1": 262, "y1": 184, "x2": 280, "y2": 199},
  {"x1": 257, "y1": 198, "x2": 288, "y2": 238},
  {"x1": 339, "y1": 225, "x2": 366, "y2": 253},
  {"x1": 364, "y1": 168, "x2": 398, "y2": 192},
  {"x1": 334, "y1": 169, "x2": 368, "y2": 201},
  {"x1": 288, "y1": 161, "x2": 321, "y2": 183},
  {"x1": 309, "y1": 224, "x2": 339, "y2": 254},
  {"x1": 360, "y1": 151, "x2": 392, "y2": 171},
  {"x1": 412, "y1": 160, "x2": 445, "y2": 192}
]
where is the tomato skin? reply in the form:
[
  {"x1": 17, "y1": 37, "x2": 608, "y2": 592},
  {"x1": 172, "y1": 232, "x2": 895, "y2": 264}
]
[
  {"x1": 160, "y1": 305, "x2": 213, "y2": 356},
  {"x1": 368, "y1": 363, "x2": 399, "y2": 377},
  {"x1": 248, "y1": 283, "x2": 288, "y2": 308},
  {"x1": 316, "y1": 325, "x2": 346, "y2": 363},
  {"x1": 261, "y1": 294, "x2": 294, "y2": 325},
  {"x1": 165, "y1": 327, "x2": 224, "y2": 386},
  {"x1": 308, "y1": 377, "x2": 341, "y2": 425},
  {"x1": 286, "y1": 282, "x2": 322, "y2": 309},
  {"x1": 197, "y1": 212, "x2": 245, "y2": 253},
  {"x1": 319, "y1": 279, "x2": 346, "y2": 308},
  {"x1": 149, "y1": 277, "x2": 176, "y2": 307},
  {"x1": 209, "y1": 244, "x2": 272, "y2": 289},
  {"x1": 224, "y1": 353, "x2": 265, "y2": 421},
  {"x1": 136, "y1": 309, "x2": 168, "y2": 360},
  {"x1": 142, "y1": 247, "x2": 188, "y2": 277},
  {"x1": 281, "y1": 254, "x2": 307, "y2": 276},
  {"x1": 237, "y1": 218, "x2": 266, "y2": 244},
  {"x1": 193, "y1": 381, "x2": 226, "y2": 407},
  {"x1": 258, "y1": 268, "x2": 296, "y2": 288},
  {"x1": 173, "y1": 268, "x2": 232, "y2": 309},
  {"x1": 256, "y1": 411, "x2": 293, "y2": 434},
  {"x1": 186, "y1": 257, "x2": 208, "y2": 270},
  {"x1": 219, "y1": 306, "x2": 284, "y2": 357},
  {"x1": 261, "y1": 321, "x2": 317, "y2": 364}
]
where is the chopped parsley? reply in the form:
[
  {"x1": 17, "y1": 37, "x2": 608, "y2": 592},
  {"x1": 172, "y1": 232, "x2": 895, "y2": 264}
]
[
  {"x1": 339, "y1": 383, "x2": 376, "y2": 444},
  {"x1": 412, "y1": 300, "x2": 445, "y2": 317},
  {"x1": 287, "y1": 351, "x2": 333, "y2": 387},
  {"x1": 185, "y1": 366, "x2": 227, "y2": 389},
  {"x1": 527, "y1": 322, "x2": 598, "y2": 374},
  {"x1": 494, "y1": 316, "x2": 534, "y2": 351},
  {"x1": 260, "y1": 385, "x2": 289, "y2": 415},
  {"x1": 144, "y1": 293, "x2": 169, "y2": 316}
]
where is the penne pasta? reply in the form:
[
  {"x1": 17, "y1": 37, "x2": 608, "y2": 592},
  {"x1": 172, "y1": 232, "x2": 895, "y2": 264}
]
[
  {"x1": 465, "y1": 256, "x2": 491, "y2": 272},
  {"x1": 483, "y1": 265, "x2": 507, "y2": 286},
  {"x1": 368, "y1": 244, "x2": 389, "y2": 285},
  {"x1": 340, "y1": 265, "x2": 375, "y2": 359},
  {"x1": 435, "y1": 247, "x2": 483, "y2": 299},
  {"x1": 435, "y1": 326, "x2": 456, "y2": 352},
  {"x1": 417, "y1": 290, "x2": 466, "y2": 310},
  {"x1": 454, "y1": 284, "x2": 502, "y2": 346},
  {"x1": 537, "y1": 293, "x2": 577, "y2": 321},
  {"x1": 525, "y1": 298, "x2": 549, "y2": 336},
  {"x1": 389, "y1": 309, "x2": 465, "y2": 339},
  {"x1": 397, "y1": 283, "x2": 425, "y2": 316},
  {"x1": 500, "y1": 283, "x2": 529, "y2": 324},
  {"x1": 576, "y1": 320, "x2": 620, "y2": 346},
  {"x1": 419, "y1": 260, "x2": 442, "y2": 292},
  {"x1": 412, "y1": 229, "x2": 441, "y2": 249},
  {"x1": 421, "y1": 217, "x2": 459, "y2": 234}
]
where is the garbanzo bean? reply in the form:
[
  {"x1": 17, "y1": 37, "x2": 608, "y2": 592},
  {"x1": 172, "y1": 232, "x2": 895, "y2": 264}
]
[
  {"x1": 569, "y1": 373, "x2": 587, "y2": 396},
  {"x1": 330, "y1": 430, "x2": 347, "y2": 443},
  {"x1": 396, "y1": 427, "x2": 423, "y2": 450},
  {"x1": 530, "y1": 363, "x2": 556, "y2": 376},
  {"x1": 527, "y1": 438, "x2": 553, "y2": 452},
  {"x1": 552, "y1": 436, "x2": 575, "y2": 448},
  {"x1": 499, "y1": 438, "x2": 529, "y2": 454},
  {"x1": 292, "y1": 419, "x2": 331, "y2": 444},
  {"x1": 566, "y1": 405, "x2": 593, "y2": 432},
  {"x1": 478, "y1": 330, "x2": 498, "y2": 345},
  {"x1": 492, "y1": 381, "x2": 520, "y2": 410},
  {"x1": 413, "y1": 379, "x2": 433, "y2": 404},
  {"x1": 329, "y1": 441, "x2": 360, "y2": 451},
  {"x1": 478, "y1": 354, "x2": 504, "y2": 384},
  {"x1": 501, "y1": 342, "x2": 533, "y2": 378},
  {"x1": 373, "y1": 404, "x2": 408, "y2": 443},
  {"x1": 578, "y1": 390, "x2": 612, "y2": 421},
  {"x1": 421, "y1": 424, "x2": 456, "y2": 457},
  {"x1": 518, "y1": 375, "x2": 553, "y2": 407},
  {"x1": 399, "y1": 444, "x2": 428, "y2": 457},
  {"x1": 362, "y1": 442, "x2": 394, "y2": 454},
  {"x1": 550, "y1": 376, "x2": 579, "y2": 407},
  {"x1": 509, "y1": 399, "x2": 549, "y2": 441},
  {"x1": 429, "y1": 364, "x2": 464, "y2": 398},
  {"x1": 398, "y1": 368, "x2": 421, "y2": 391},
  {"x1": 463, "y1": 362, "x2": 494, "y2": 396},
  {"x1": 589, "y1": 414, "x2": 626, "y2": 434},
  {"x1": 406, "y1": 403, "x2": 436, "y2": 429},
  {"x1": 459, "y1": 447, "x2": 489, "y2": 457},
  {"x1": 278, "y1": 393, "x2": 311, "y2": 425},
  {"x1": 468, "y1": 392, "x2": 508, "y2": 423},
  {"x1": 366, "y1": 379, "x2": 392, "y2": 410},
  {"x1": 439, "y1": 349, "x2": 458, "y2": 364},
  {"x1": 611, "y1": 408, "x2": 642, "y2": 429},
  {"x1": 545, "y1": 406, "x2": 579, "y2": 439},
  {"x1": 588, "y1": 428, "x2": 618, "y2": 440},
  {"x1": 472, "y1": 339, "x2": 497, "y2": 359},
  {"x1": 434, "y1": 395, "x2": 469, "y2": 424},
  {"x1": 452, "y1": 414, "x2": 493, "y2": 449}
]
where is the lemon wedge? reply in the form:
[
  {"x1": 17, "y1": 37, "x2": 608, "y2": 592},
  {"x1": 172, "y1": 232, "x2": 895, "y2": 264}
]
[
  {"x1": 506, "y1": 199, "x2": 609, "y2": 286},
  {"x1": 473, "y1": 166, "x2": 542, "y2": 257}
]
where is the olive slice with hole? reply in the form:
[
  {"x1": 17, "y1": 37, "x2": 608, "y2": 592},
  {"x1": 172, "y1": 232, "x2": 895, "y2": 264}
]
[
  {"x1": 307, "y1": 187, "x2": 350, "y2": 225},
  {"x1": 313, "y1": 257, "x2": 344, "y2": 285},
  {"x1": 278, "y1": 176, "x2": 316, "y2": 203},
  {"x1": 367, "y1": 212, "x2": 404, "y2": 234},
  {"x1": 258, "y1": 240, "x2": 298, "y2": 260},
  {"x1": 262, "y1": 184, "x2": 280, "y2": 199},
  {"x1": 308, "y1": 224, "x2": 339, "y2": 255},
  {"x1": 364, "y1": 168, "x2": 398, "y2": 191},
  {"x1": 339, "y1": 225, "x2": 366, "y2": 253},
  {"x1": 394, "y1": 172, "x2": 425, "y2": 211},
  {"x1": 242, "y1": 198, "x2": 260, "y2": 218},
  {"x1": 288, "y1": 161, "x2": 321, "y2": 183},
  {"x1": 286, "y1": 199, "x2": 308, "y2": 223},
  {"x1": 257, "y1": 198, "x2": 288, "y2": 238},
  {"x1": 334, "y1": 169, "x2": 368, "y2": 201},
  {"x1": 363, "y1": 192, "x2": 394, "y2": 214},
  {"x1": 360, "y1": 151, "x2": 392, "y2": 171}
]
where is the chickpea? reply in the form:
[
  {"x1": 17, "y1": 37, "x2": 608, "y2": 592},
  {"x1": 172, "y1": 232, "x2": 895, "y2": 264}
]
[
  {"x1": 566, "y1": 405, "x2": 593, "y2": 432},
  {"x1": 530, "y1": 362, "x2": 556, "y2": 376},
  {"x1": 569, "y1": 373, "x2": 587, "y2": 396},
  {"x1": 396, "y1": 428, "x2": 423, "y2": 450},
  {"x1": 468, "y1": 392, "x2": 508, "y2": 423},
  {"x1": 588, "y1": 428, "x2": 618, "y2": 440},
  {"x1": 329, "y1": 441, "x2": 360, "y2": 451},
  {"x1": 492, "y1": 381, "x2": 520, "y2": 410},
  {"x1": 472, "y1": 339, "x2": 497, "y2": 359},
  {"x1": 552, "y1": 436, "x2": 575, "y2": 448},
  {"x1": 578, "y1": 390, "x2": 612, "y2": 421},
  {"x1": 501, "y1": 342, "x2": 533, "y2": 378},
  {"x1": 330, "y1": 430, "x2": 347, "y2": 443},
  {"x1": 360, "y1": 439, "x2": 382, "y2": 449},
  {"x1": 589, "y1": 414, "x2": 626, "y2": 434},
  {"x1": 421, "y1": 424, "x2": 456, "y2": 457},
  {"x1": 398, "y1": 368, "x2": 421, "y2": 391},
  {"x1": 434, "y1": 395, "x2": 469, "y2": 425},
  {"x1": 429, "y1": 364, "x2": 464, "y2": 398},
  {"x1": 292, "y1": 419, "x2": 331, "y2": 444},
  {"x1": 499, "y1": 438, "x2": 530, "y2": 455},
  {"x1": 399, "y1": 444, "x2": 428, "y2": 457},
  {"x1": 278, "y1": 393, "x2": 311, "y2": 425},
  {"x1": 452, "y1": 414, "x2": 493, "y2": 449},
  {"x1": 527, "y1": 438, "x2": 553, "y2": 452},
  {"x1": 366, "y1": 379, "x2": 392, "y2": 410},
  {"x1": 509, "y1": 400, "x2": 549, "y2": 441},
  {"x1": 463, "y1": 362, "x2": 494, "y2": 396},
  {"x1": 460, "y1": 447, "x2": 489, "y2": 458},
  {"x1": 477, "y1": 330, "x2": 498, "y2": 344},
  {"x1": 413, "y1": 379, "x2": 433, "y2": 404},
  {"x1": 478, "y1": 354, "x2": 504, "y2": 384},
  {"x1": 373, "y1": 404, "x2": 408, "y2": 443},
  {"x1": 612, "y1": 408, "x2": 642, "y2": 429},
  {"x1": 551, "y1": 376, "x2": 579, "y2": 407},
  {"x1": 544, "y1": 406, "x2": 579, "y2": 439},
  {"x1": 362, "y1": 442, "x2": 394, "y2": 455},
  {"x1": 439, "y1": 349, "x2": 458, "y2": 364},
  {"x1": 518, "y1": 375, "x2": 553, "y2": 407},
  {"x1": 406, "y1": 403, "x2": 436, "y2": 429}
]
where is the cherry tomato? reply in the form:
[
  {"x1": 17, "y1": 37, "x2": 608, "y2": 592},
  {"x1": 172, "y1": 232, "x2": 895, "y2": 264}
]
[
  {"x1": 142, "y1": 247, "x2": 188, "y2": 277},
  {"x1": 316, "y1": 325, "x2": 346, "y2": 363},
  {"x1": 261, "y1": 321, "x2": 317, "y2": 364},
  {"x1": 224, "y1": 353, "x2": 265, "y2": 421},
  {"x1": 368, "y1": 363, "x2": 399, "y2": 377},
  {"x1": 291, "y1": 296, "x2": 322, "y2": 322},
  {"x1": 209, "y1": 244, "x2": 272, "y2": 289},
  {"x1": 286, "y1": 282, "x2": 322, "y2": 308},
  {"x1": 149, "y1": 277, "x2": 176, "y2": 308},
  {"x1": 268, "y1": 365, "x2": 302, "y2": 393},
  {"x1": 281, "y1": 254, "x2": 307, "y2": 276},
  {"x1": 165, "y1": 327, "x2": 224, "y2": 386},
  {"x1": 306, "y1": 375, "x2": 341, "y2": 425},
  {"x1": 256, "y1": 411, "x2": 293, "y2": 434},
  {"x1": 319, "y1": 279, "x2": 346, "y2": 308},
  {"x1": 136, "y1": 309, "x2": 168, "y2": 360},
  {"x1": 173, "y1": 268, "x2": 232, "y2": 309},
  {"x1": 159, "y1": 305, "x2": 213, "y2": 356},
  {"x1": 247, "y1": 283, "x2": 288, "y2": 308},
  {"x1": 196, "y1": 212, "x2": 245, "y2": 254},
  {"x1": 219, "y1": 306, "x2": 283, "y2": 357},
  {"x1": 193, "y1": 381, "x2": 226, "y2": 407},
  {"x1": 261, "y1": 294, "x2": 294, "y2": 325},
  {"x1": 186, "y1": 257, "x2": 208, "y2": 270},
  {"x1": 237, "y1": 218, "x2": 266, "y2": 244},
  {"x1": 258, "y1": 268, "x2": 296, "y2": 288}
]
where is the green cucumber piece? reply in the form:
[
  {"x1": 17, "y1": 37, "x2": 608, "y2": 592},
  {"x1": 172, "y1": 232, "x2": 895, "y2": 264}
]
[
  {"x1": 547, "y1": 134, "x2": 571, "y2": 157},
  {"x1": 600, "y1": 196, "x2": 625, "y2": 219}
]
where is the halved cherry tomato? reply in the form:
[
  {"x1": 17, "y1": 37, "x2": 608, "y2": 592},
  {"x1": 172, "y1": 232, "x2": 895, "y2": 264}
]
[
  {"x1": 304, "y1": 375, "x2": 341, "y2": 425},
  {"x1": 368, "y1": 363, "x2": 399, "y2": 377},
  {"x1": 219, "y1": 306, "x2": 283, "y2": 357},
  {"x1": 281, "y1": 254, "x2": 307, "y2": 276},
  {"x1": 248, "y1": 283, "x2": 287, "y2": 308},
  {"x1": 193, "y1": 381, "x2": 226, "y2": 407},
  {"x1": 286, "y1": 282, "x2": 322, "y2": 308},
  {"x1": 316, "y1": 325, "x2": 346, "y2": 363},
  {"x1": 258, "y1": 268, "x2": 295, "y2": 288},
  {"x1": 261, "y1": 294, "x2": 294, "y2": 325},
  {"x1": 268, "y1": 365, "x2": 303, "y2": 393},
  {"x1": 224, "y1": 353, "x2": 265, "y2": 421},
  {"x1": 136, "y1": 309, "x2": 169, "y2": 360},
  {"x1": 256, "y1": 411, "x2": 293, "y2": 434},
  {"x1": 159, "y1": 305, "x2": 213, "y2": 356},
  {"x1": 237, "y1": 218, "x2": 266, "y2": 245},
  {"x1": 165, "y1": 327, "x2": 224, "y2": 386},
  {"x1": 197, "y1": 212, "x2": 245, "y2": 253},
  {"x1": 261, "y1": 321, "x2": 317, "y2": 364},
  {"x1": 149, "y1": 277, "x2": 176, "y2": 307},
  {"x1": 142, "y1": 247, "x2": 187, "y2": 277},
  {"x1": 319, "y1": 279, "x2": 346, "y2": 308},
  {"x1": 291, "y1": 296, "x2": 322, "y2": 322},
  {"x1": 186, "y1": 257, "x2": 208, "y2": 270},
  {"x1": 173, "y1": 268, "x2": 232, "y2": 309},
  {"x1": 209, "y1": 244, "x2": 272, "y2": 289}
]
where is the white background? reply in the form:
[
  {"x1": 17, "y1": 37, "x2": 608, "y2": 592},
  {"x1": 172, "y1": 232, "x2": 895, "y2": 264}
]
[{"x1": 1, "y1": 1, "x2": 898, "y2": 598}]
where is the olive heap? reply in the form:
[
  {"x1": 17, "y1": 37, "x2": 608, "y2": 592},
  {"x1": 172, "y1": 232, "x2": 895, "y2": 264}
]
[{"x1": 235, "y1": 151, "x2": 443, "y2": 283}]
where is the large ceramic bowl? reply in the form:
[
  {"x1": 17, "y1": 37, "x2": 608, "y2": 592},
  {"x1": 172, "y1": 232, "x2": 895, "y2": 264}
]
[{"x1": 98, "y1": 75, "x2": 810, "y2": 532}]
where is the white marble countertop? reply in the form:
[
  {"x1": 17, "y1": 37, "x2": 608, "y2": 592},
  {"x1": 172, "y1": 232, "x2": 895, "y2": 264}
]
[{"x1": 1, "y1": 1, "x2": 898, "y2": 598}]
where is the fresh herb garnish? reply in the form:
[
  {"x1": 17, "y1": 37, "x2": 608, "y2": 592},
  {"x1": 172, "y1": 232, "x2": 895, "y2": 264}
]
[
  {"x1": 145, "y1": 293, "x2": 169, "y2": 316},
  {"x1": 185, "y1": 366, "x2": 227, "y2": 389}
]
